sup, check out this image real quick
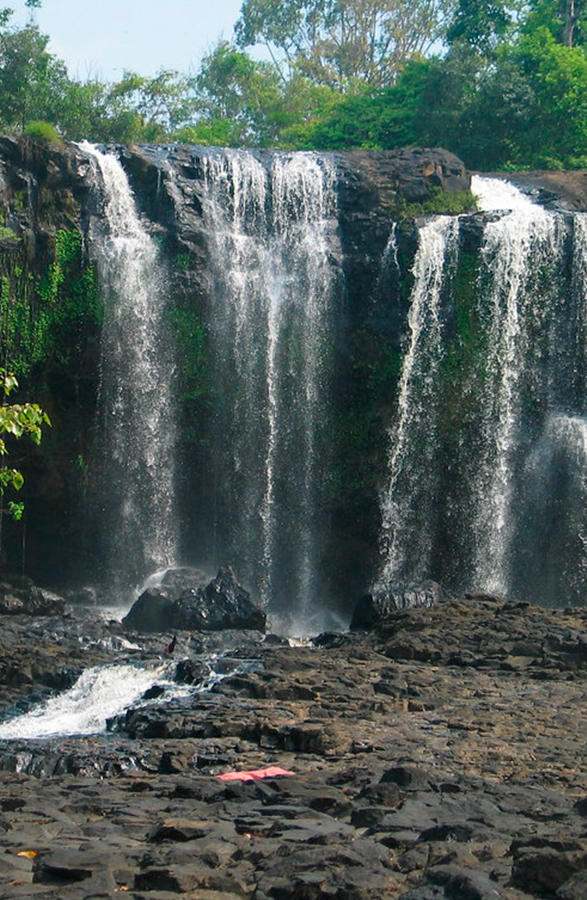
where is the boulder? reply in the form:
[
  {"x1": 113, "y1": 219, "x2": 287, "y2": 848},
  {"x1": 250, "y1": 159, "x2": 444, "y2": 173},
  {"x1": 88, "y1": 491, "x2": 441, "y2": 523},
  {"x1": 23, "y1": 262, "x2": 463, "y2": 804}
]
[
  {"x1": 122, "y1": 566, "x2": 266, "y2": 633},
  {"x1": 0, "y1": 582, "x2": 65, "y2": 616},
  {"x1": 174, "y1": 658, "x2": 208, "y2": 685},
  {"x1": 350, "y1": 581, "x2": 442, "y2": 631}
]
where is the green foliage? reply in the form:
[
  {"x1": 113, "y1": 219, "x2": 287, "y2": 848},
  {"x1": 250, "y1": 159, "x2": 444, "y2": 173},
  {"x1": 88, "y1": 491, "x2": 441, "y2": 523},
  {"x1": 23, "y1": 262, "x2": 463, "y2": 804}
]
[
  {"x1": 7, "y1": 501, "x2": 24, "y2": 520},
  {"x1": 55, "y1": 228, "x2": 81, "y2": 264},
  {"x1": 168, "y1": 305, "x2": 209, "y2": 401},
  {"x1": 396, "y1": 188, "x2": 478, "y2": 218},
  {"x1": 174, "y1": 41, "x2": 284, "y2": 147},
  {"x1": 0, "y1": 225, "x2": 19, "y2": 243},
  {"x1": 1, "y1": 0, "x2": 587, "y2": 171},
  {"x1": 174, "y1": 252, "x2": 191, "y2": 272},
  {"x1": 447, "y1": 0, "x2": 515, "y2": 52},
  {"x1": 523, "y1": 0, "x2": 587, "y2": 47},
  {"x1": 0, "y1": 228, "x2": 100, "y2": 377},
  {"x1": 0, "y1": 15, "x2": 70, "y2": 133},
  {"x1": 416, "y1": 28, "x2": 587, "y2": 168},
  {"x1": 0, "y1": 368, "x2": 50, "y2": 520},
  {"x1": 23, "y1": 119, "x2": 60, "y2": 143},
  {"x1": 299, "y1": 75, "x2": 421, "y2": 149}
]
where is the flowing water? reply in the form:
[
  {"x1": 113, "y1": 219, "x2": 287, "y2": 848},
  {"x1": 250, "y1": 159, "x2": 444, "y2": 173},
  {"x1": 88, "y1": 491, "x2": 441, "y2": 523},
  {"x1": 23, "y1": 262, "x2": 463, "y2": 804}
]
[
  {"x1": 73, "y1": 153, "x2": 587, "y2": 614},
  {"x1": 471, "y1": 176, "x2": 561, "y2": 594},
  {"x1": 199, "y1": 149, "x2": 340, "y2": 622},
  {"x1": 377, "y1": 216, "x2": 459, "y2": 587},
  {"x1": 377, "y1": 178, "x2": 587, "y2": 603},
  {"x1": 0, "y1": 663, "x2": 174, "y2": 739},
  {"x1": 79, "y1": 143, "x2": 178, "y2": 599},
  {"x1": 518, "y1": 412, "x2": 587, "y2": 604}
]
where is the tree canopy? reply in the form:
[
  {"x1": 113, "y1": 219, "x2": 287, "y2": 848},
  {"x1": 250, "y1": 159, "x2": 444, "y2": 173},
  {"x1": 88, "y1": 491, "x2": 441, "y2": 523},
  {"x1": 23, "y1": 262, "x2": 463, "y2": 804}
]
[{"x1": 1, "y1": 0, "x2": 587, "y2": 169}]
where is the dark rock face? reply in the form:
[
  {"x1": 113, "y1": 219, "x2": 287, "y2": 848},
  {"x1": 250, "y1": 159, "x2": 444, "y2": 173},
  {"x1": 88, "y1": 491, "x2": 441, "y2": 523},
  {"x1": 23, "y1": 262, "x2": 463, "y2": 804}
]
[
  {"x1": 350, "y1": 581, "x2": 443, "y2": 631},
  {"x1": 173, "y1": 658, "x2": 208, "y2": 684},
  {"x1": 122, "y1": 566, "x2": 266, "y2": 633},
  {"x1": 0, "y1": 581, "x2": 65, "y2": 616}
]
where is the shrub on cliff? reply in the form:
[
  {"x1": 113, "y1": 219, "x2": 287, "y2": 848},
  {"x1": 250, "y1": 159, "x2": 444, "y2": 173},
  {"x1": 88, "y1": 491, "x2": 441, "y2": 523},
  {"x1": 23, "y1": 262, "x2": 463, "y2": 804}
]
[{"x1": 23, "y1": 120, "x2": 61, "y2": 144}]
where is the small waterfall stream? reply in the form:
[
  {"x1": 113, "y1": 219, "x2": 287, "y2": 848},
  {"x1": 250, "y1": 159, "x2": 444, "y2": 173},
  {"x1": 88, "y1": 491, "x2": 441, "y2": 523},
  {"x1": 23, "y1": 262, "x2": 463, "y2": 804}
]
[
  {"x1": 80, "y1": 143, "x2": 178, "y2": 598},
  {"x1": 378, "y1": 216, "x2": 459, "y2": 587}
]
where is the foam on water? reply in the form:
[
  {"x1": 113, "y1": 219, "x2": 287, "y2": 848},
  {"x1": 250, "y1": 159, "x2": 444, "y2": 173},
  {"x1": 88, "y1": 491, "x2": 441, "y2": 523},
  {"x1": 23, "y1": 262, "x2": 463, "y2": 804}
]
[
  {"x1": 0, "y1": 663, "x2": 183, "y2": 740},
  {"x1": 472, "y1": 175, "x2": 542, "y2": 212}
]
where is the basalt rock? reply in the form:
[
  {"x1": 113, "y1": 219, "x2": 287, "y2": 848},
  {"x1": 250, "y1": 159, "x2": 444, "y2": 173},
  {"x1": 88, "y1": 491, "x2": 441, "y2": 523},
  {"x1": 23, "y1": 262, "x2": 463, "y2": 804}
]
[
  {"x1": 122, "y1": 566, "x2": 266, "y2": 633},
  {"x1": 0, "y1": 596, "x2": 587, "y2": 900},
  {"x1": 350, "y1": 581, "x2": 443, "y2": 631},
  {"x1": 0, "y1": 581, "x2": 65, "y2": 616}
]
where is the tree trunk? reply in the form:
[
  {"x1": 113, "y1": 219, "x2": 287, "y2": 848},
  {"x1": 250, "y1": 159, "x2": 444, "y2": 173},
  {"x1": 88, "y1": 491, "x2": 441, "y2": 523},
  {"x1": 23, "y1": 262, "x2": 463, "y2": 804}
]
[{"x1": 563, "y1": 0, "x2": 579, "y2": 47}]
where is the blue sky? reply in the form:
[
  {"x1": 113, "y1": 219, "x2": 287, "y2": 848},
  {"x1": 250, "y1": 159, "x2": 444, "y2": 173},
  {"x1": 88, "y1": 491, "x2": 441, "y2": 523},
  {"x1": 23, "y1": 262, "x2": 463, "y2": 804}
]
[{"x1": 9, "y1": 0, "x2": 247, "y2": 79}]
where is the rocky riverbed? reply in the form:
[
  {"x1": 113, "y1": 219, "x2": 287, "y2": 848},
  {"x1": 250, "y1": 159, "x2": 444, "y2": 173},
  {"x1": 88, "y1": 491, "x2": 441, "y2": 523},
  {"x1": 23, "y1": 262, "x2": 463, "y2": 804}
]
[{"x1": 0, "y1": 594, "x2": 587, "y2": 899}]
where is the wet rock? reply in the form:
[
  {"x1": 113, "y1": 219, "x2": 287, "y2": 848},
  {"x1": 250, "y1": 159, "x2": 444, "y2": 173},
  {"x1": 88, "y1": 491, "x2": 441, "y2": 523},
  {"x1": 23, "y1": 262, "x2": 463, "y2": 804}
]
[
  {"x1": 134, "y1": 864, "x2": 246, "y2": 894},
  {"x1": 419, "y1": 823, "x2": 474, "y2": 843},
  {"x1": 0, "y1": 582, "x2": 65, "y2": 616},
  {"x1": 358, "y1": 781, "x2": 405, "y2": 807},
  {"x1": 148, "y1": 817, "x2": 211, "y2": 842},
  {"x1": 424, "y1": 864, "x2": 503, "y2": 899},
  {"x1": 350, "y1": 582, "x2": 442, "y2": 631},
  {"x1": 123, "y1": 566, "x2": 266, "y2": 633},
  {"x1": 312, "y1": 631, "x2": 354, "y2": 649},
  {"x1": 380, "y1": 767, "x2": 431, "y2": 790},
  {"x1": 1, "y1": 595, "x2": 587, "y2": 900},
  {"x1": 33, "y1": 849, "x2": 102, "y2": 883},
  {"x1": 174, "y1": 658, "x2": 208, "y2": 684}
]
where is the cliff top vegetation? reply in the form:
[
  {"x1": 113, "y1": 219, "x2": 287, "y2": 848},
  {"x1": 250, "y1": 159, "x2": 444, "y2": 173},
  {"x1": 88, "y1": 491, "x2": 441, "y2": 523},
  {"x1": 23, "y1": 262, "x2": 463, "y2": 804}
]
[{"x1": 1, "y1": 0, "x2": 587, "y2": 169}]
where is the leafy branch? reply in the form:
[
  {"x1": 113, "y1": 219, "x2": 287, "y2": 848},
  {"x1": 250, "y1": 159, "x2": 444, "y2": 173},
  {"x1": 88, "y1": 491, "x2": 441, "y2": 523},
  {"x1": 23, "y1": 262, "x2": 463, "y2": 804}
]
[{"x1": 0, "y1": 368, "x2": 51, "y2": 519}]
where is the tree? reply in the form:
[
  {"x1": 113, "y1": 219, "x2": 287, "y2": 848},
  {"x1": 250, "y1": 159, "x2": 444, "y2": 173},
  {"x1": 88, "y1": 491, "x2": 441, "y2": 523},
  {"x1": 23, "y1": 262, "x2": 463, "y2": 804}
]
[
  {"x1": 0, "y1": 13, "x2": 71, "y2": 132},
  {"x1": 299, "y1": 58, "x2": 431, "y2": 148},
  {"x1": 446, "y1": 0, "x2": 515, "y2": 51},
  {"x1": 235, "y1": 0, "x2": 451, "y2": 88},
  {"x1": 523, "y1": 0, "x2": 587, "y2": 46},
  {"x1": 106, "y1": 69, "x2": 195, "y2": 139},
  {"x1": 175, "y1": 41, "x2": 285, "y2": 146},
  {"x1": 402, "y1": 26, "x2": 587, "y2": 169}
]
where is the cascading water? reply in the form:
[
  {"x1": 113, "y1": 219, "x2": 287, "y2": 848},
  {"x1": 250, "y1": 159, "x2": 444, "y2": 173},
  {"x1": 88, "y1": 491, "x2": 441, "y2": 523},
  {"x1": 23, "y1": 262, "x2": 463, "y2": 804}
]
[
  {"x1": 0, "y1": 663, "x2": 173, "y2": 739},
  {"x1": 197, "y1": 149, "x2": 340, "y2": 625},
  {"x1": 377, "y1": 216, "x2": 459, "y2": 587},
  {"x1": 470, "y1": 176, "x2": 561, "y2": 594},
  {"x1": 377, "y1": 177, "x2": 587, "y2": 605},
  {"x1": 79, "y1": 143, "x2": 178, "y2": 599},
  {"x1": 518, "y1": 413, "x2": 587, "y2": 604}
]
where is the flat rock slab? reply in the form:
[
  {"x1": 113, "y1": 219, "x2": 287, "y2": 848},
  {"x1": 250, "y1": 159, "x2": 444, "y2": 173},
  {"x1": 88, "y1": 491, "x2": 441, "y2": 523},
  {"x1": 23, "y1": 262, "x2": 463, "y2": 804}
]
[{"x1": 0, "y1": 596, "x2": 586, "y2": 899}]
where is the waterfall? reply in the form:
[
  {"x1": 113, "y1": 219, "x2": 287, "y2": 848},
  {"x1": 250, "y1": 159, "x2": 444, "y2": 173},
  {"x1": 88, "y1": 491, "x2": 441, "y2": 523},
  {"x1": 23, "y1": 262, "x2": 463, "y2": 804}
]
[
  {"x1": 518, "y1": 413, "x2": 587, "y2": 605},
  {"x1": 470, "y1": 176, "x2": 560, "y2": 594},
  {"x1": 376, "y1": 179, "x2": 584, "y2": 603},
  {"x1": 377, "y1": 216, "x2": 459, "y2": 587},
  {"x1": 198, "y1": 149, "x2": 340, "y2": 622},
  {"x1": 79, "y1": 143, "x2": 178, "y2": 598}
]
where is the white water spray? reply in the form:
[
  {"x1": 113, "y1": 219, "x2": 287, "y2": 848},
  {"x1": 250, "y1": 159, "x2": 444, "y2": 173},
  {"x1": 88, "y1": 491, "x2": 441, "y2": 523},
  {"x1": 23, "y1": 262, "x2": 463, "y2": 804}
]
[
  {"x1": 0, "y1": 664, "x2": 175, "y2": 740},
  {"x1": 471, "y1": 177, "x2": 560, "y2": 594},
  {"x1": 199, "y1": 150, "x2": 339, "y2": 618}
]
